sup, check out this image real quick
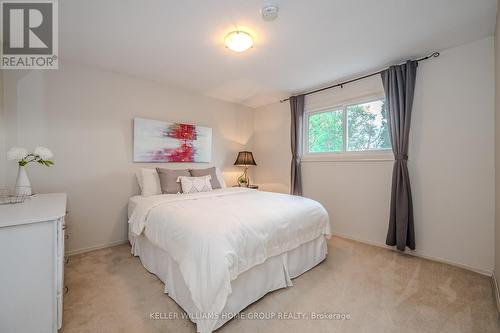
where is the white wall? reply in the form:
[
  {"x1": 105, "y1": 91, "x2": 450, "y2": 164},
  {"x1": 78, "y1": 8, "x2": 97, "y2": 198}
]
[
  {"x1": 2, "y1": 61, "x2": 254, "y2": 254},
  {"x1": 254, "y1": 37, "x2": 495, "y2": 273},
  {"x1": 252, "y1": 100, "x2": 291, "y2": 194},
  {"x1": 494, "y1": 1, "x2": 500, "y2": 295},
  {"x1": 0, "y1": 71, "x2": 4, "y2": 187}
]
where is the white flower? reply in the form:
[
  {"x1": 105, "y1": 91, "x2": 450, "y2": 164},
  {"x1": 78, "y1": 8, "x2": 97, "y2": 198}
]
[
  {"x1": 7, "y1": 147, "x2": 28, "y2": 160},
  {"x1": 34, "y1": 147, "x2": 54, "y2": 160}
]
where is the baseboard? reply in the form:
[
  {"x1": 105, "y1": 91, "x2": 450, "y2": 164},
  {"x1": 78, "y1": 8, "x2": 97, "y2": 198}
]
[
  {"x1": 66, "y1": 239, "x2": 129, "y2": 256},
  {"x1": 492, "y1": 272, "x2": 500, "y2": 314},
  {"x1": 331, "y1": 231, "x2": 492, "y2": 276}
]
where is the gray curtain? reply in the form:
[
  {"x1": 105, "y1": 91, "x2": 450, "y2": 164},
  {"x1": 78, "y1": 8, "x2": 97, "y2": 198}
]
[
  {"x1": 381, "y1": 60, "x2": 417, "y2": 251},
  {"x1": 290, "y1": 95, "x2": 305, "y2": 196}
]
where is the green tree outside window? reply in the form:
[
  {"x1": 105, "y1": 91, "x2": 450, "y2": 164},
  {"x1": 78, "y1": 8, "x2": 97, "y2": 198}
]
[
  {"x1": 308, "y1": 109, "x2": 343, "y2": 152},
  {"x1": 307, "y1": 99, "x2": 391, "y2": 153}
]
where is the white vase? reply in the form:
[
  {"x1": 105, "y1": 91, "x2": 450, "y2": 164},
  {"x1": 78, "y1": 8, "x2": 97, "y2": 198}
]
[{"x1": 15, "y1": 165, "x2": 32, "y2": 196}]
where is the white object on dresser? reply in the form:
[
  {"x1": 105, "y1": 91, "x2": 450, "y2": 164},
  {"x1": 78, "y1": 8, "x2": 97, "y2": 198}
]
[{"x1": 0, "y1": 193, "x2": 67, "y2": 333}]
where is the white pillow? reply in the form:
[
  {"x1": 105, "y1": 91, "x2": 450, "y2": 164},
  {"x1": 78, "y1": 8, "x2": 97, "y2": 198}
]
[
  {"x1": 215, "y1": 167, "x2": 227, "y2": 188},
  {"x1": 135, "y1": 168, "x2": 161, "y2": 196},
  {"x1": 178, "y1": 175, "x2": 213, "y2": 194}
]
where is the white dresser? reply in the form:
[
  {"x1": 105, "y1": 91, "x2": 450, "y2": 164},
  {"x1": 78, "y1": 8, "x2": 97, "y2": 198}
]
[{"x1": 0, "y1": 193, "x2": 67, "y2": 333}]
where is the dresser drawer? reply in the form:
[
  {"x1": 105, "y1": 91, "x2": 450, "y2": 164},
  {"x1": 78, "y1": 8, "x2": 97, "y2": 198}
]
[
  {"x1": 56, "y1": 218, "x2": 65, "y2": 293},
  {"x1": 56, "y1": 217, "x2": 66, "y2": 330},
  {"x1": 57, "y1": 292, "x2": 63, "y2": 330},
  {"x1": 57, "y1": 217, "x2": 65, "y2": 258}
]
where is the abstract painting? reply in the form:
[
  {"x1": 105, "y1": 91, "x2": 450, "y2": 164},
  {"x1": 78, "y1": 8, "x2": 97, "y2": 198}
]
[{"x1": 133, "y1": 118, "x2": 212, "y2": 162}]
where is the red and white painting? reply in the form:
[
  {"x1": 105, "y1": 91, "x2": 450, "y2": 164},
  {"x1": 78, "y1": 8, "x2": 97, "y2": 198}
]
[{"x1": 133, "y1": 118, "x2": 212, "y2": 162}]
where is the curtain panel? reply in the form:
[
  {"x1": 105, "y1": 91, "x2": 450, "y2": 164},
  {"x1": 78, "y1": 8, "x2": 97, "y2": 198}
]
[
  {"x1": 381, "y1": 60, "x2": 418, "y2": 251},
  {"x1": 290, "y1": 95, "x2": 305, "y2": 196}
]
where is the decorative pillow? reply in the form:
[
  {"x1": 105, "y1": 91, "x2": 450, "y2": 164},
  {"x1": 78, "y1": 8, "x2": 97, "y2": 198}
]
[
  {"x1": 156, "y1": 168, "x2": 190, "y2": 194},
  {"x1": 178, "y1": 175, "x2": 213, "y2": 194},
  {"x1": 135, "y1": 168, "x2": 161, "y2": 196},
  {"x1": 189, "y1": 167, "x2": 222, "y2": 189}
]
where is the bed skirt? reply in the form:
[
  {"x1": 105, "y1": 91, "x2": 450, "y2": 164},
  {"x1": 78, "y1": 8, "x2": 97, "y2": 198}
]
[{"x1": 130, "y1": 232, "x2": 327, "y2": 332}]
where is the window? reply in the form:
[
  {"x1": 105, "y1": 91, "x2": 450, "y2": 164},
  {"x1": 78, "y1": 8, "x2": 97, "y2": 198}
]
[
  {"x1": 305, "y1": 97, "x2": 391, "y2": 156},
  {"x1": 307, "y1": 108, "x2": 343, "y2": 153}
]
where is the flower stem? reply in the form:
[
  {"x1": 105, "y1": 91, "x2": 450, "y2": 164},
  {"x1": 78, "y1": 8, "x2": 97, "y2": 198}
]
[{"x1": 18, "y1": 154, "x2": 40, "y2": 166}]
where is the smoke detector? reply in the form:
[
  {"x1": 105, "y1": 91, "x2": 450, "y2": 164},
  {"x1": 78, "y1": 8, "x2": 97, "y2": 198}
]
[{"x1": 261, "y1": 4, "x2": 279, "y2": 21}]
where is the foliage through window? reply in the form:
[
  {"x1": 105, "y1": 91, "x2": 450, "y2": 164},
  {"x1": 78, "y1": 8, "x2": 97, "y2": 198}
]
[
  {"x1": 308, "y1": 109, "x2": 343, "y2": 153},
  {"x1": 306, "y1": 98, "x2": 391, "y2": 154}
]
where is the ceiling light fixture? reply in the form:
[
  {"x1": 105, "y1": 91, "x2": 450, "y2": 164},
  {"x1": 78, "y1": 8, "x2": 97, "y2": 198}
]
[{"x1": 224, "y1": 31, "x2": 253, "y2": 52}]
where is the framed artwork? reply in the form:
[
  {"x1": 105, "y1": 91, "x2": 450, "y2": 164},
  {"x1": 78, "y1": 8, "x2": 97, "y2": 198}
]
[{"x1": 133, "y1": 117, "x2": 212, "y2": 162}]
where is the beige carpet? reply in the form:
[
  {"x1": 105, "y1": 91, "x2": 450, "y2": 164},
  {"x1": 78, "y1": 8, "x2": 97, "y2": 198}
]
[{"x1": 61, "y1": 236, "x2": 499, "y2": 333}]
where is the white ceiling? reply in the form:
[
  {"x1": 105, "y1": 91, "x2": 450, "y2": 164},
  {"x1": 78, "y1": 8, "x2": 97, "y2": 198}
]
[{"x1": 60, "y1": 0, "x2": 497, "y2": 108}]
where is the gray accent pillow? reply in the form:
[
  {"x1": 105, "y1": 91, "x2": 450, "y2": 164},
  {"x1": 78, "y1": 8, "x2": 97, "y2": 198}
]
[
  {"x1": 189, "y1": 167, "x2": 221, "y2": 189},
  {"x1": 156, "y1": 168, "x2": 190, "y2": 194}
]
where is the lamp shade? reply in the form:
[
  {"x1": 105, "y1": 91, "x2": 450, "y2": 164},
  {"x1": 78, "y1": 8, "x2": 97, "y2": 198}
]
[{"x1": 234, "y1": 151, "x2": 257, "y2": 166}]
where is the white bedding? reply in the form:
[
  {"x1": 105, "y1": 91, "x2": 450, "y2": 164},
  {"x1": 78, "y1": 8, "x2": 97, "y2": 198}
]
[{"x1": 128, "y1": 187, "x2": 330, "y2": 333}]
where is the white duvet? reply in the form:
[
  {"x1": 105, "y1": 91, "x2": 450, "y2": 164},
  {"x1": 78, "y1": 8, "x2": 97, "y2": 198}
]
[{"x1": 128, "y1": 187, "x2": 330, "y2": 333}]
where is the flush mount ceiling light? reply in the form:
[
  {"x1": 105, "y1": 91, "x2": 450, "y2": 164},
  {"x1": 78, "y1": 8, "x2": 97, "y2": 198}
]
[{"x1": 224, "y1": 31, "x2": 253, "y2": 52}]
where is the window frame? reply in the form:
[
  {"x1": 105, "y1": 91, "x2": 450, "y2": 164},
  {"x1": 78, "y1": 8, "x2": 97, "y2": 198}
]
[{"x1": 302, "y1": 94, "x2": 393, "y2": 162}]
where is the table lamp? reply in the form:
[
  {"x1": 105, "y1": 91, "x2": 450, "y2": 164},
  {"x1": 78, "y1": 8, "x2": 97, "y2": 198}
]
[{"x1": 234, "y1": 151, "x2": 257, "y2": 187}]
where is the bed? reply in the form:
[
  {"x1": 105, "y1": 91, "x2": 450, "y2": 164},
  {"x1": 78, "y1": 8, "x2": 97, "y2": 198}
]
[{"x1": 128, "y1": 187, "x2": 331, "y2": 333}]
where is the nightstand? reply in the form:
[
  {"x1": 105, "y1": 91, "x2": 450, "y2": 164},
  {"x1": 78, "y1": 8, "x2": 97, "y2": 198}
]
[{"x1": 232, "y1": 185, "x2": 259, "y2": 189}]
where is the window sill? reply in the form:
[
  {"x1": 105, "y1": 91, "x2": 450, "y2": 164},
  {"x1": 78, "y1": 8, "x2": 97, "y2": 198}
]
[{"x1": 301, "y1": 152, "x2": 394, "y2": 163}]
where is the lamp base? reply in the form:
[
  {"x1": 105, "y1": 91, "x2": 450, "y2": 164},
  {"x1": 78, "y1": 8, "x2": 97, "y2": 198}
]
[{"x1": 237, "y1": 167, "x2": 250, "y2": 187}]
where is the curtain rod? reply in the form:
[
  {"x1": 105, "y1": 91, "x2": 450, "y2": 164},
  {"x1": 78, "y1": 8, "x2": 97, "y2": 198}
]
[{"x1": 279, "y1": 51, "x2": 440, "y2": 103}]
